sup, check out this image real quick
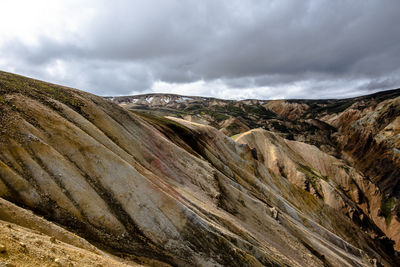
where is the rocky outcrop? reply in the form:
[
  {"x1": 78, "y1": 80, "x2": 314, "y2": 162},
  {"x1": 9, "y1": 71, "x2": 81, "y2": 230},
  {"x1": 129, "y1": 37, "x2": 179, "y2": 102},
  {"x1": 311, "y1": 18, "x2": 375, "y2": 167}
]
[
  {"x1": 322, "y1": 95, "x2": 400, "y2": 197},
  {"x1": 321, "y1": 95, "x2": 400, "y2": 249},
  {"x1": 238, "y1": 90, "x2": 400, "y2": 250},
  {"x1": 234, "y1": 129, "x2": 399, "y2": 251},
  {"x1": 263, "y1": 100, "x2": 309, "y2": 120}
]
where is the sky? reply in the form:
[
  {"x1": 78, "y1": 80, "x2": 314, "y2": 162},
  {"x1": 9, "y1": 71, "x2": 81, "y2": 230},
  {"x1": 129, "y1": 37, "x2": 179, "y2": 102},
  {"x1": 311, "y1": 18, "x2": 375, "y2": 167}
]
[{"x1": 0, "y1": 0, "x2": 399, "y2": 100}]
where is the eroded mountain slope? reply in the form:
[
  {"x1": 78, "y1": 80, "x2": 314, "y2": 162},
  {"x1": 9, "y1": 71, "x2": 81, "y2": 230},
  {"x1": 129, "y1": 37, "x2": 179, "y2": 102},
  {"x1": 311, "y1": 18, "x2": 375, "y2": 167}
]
[
  {"x1": 0, "y1": 71, "x2": 398, "y2": 266},
  {"x1": 234, "y1": 129, "x2": 399, "y2": 250},
  {"x1": 268, "y1": 92, "x2": 400, "y2": 246},
  {"x1": 113, "y1": 91, "x2": 400, "y2": 252}
]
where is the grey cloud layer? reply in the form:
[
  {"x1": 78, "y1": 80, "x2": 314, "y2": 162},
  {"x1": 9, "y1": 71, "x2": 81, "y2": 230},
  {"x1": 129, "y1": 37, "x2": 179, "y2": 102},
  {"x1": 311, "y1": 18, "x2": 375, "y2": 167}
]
[{"x1": 1, "y1": 0, "x2": 399, "y2": 98}]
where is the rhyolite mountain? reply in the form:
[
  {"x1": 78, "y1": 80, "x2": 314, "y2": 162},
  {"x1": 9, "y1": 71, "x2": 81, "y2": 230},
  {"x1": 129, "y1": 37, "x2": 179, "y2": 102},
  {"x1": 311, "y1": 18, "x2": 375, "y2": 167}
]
[
  {"x1": 0, "y1": 71, "x2": 399, "y2": 266},
  {"x1": 110, "y1": 90, "x2": 400, "y2": 251}
]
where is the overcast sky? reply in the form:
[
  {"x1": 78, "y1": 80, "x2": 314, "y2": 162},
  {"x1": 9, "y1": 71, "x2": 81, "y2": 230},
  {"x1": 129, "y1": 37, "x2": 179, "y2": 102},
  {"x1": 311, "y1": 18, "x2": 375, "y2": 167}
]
[{"x1": 0, "y1": 0, "x2": 399, "y2": 99}]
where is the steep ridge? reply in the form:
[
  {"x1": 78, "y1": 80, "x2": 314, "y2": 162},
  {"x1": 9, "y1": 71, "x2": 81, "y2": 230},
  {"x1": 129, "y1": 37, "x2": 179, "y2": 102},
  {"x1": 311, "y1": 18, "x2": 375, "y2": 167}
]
[
  {"x1": 326, "y1": 95, "x2": 400, "y2": 250},
  {"x1": 267, "y1": 91, "x2": 400, "y2": 248},
  {"x1": 0, "y1": 71, "x2": 398, "y2": 266},
  {"x1": 234, "y1": 129, "x2": 398, "y2": 251},
  {"x1": 320, "y1": 94, "x2": 400, "y2": 196},
  {"x1": 265, "y1": 90, "x2": 400, "y2": 200}
]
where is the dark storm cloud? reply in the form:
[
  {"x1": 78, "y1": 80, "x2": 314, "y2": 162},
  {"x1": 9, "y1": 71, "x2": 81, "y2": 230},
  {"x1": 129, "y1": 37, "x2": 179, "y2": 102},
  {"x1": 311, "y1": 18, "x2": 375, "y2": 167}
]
[
  {"x1": 1, "y1": 0, "x2": 399, "y2": 98},
  {"x1": 360, "y1": 76, "x2": 400, "y2": 92}
]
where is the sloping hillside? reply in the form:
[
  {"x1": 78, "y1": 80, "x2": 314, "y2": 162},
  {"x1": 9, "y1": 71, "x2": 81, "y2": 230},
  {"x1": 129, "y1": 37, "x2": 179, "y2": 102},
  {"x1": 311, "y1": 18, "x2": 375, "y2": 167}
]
[
  {"x1": 265, "y1": 91, "x2": 400, "y2": 247},
  {"x1": 234, "y1": 129, "x2": 399, "y2": 252},
  {"x1": 108, "y1": 94, "x2": 340, "y2": 155},
  {"x1": 0, "y1": 71, "x2": 398, "y2": 266},
  {"x1": 110, "y1": 90, "x2": 400, "y2": 252}
]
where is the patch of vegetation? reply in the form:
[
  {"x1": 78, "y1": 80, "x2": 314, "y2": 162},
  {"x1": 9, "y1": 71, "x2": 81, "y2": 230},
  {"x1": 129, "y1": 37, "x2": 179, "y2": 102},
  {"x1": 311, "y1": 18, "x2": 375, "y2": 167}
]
[
  {"x1": 213, "y1": 112, "x2": 229, "y2": 122},
  {"x1": 184, "y1": 104, "x2": 203, "y2": 111},
  {"x1": 226, "y1": 123, "x2": 240, "y2": 131},
  {"x1": 226, "y1": 103, "x2": 243, "y2": 115},
  {"x1": 230, "y1": 133, "x2": 241, "y2": 139},
  {"x1": 243, "y1": 105, "x2": 277, "y2": 119},
  {"x1": 0, "y1": 71, "x2": 85, "y2": 115},
  {"x1": 297, "y1": 163, "x2": 328, "y2": 198},
  {"x1": 271, "y1": 121, "x2": 290, "y2": 133},
  {"x1": 381, "y1": 197, "x2": 395, "y2": 227},
  {"x1": 153, "y1": 100, "x2": 279, "y2": 127},
  {"x1": 305, "y1": 100, "x2": 355, "y2": 117},
  {"x1": 301, "y1": 164, "x2": 327, "y2": 181},
  {"x1": 177, "y1": 104, "x2": 232, "y2": 122},
  {"x1": 0, "y1": 95, "x2": 6, "y2": 105},
  {"x1": 368, "y1": 88, "x2": 400, "y2": 103},
  {"x1": 327, "y1": 101, "x2": 355, "y2": 113},
  {"x1": 132, "y1": 105, "x2": 150, "y2": 110}
]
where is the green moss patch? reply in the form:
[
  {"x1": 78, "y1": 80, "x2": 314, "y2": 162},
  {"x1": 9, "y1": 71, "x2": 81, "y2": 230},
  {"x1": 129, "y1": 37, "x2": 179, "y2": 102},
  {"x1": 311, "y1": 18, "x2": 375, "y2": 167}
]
[
  {"x1": 305, "y1": 100, "x2": 355, "y2": 117},
  {"x1": 381, "y1": 197, "x2": 395, "y2": 227},
  {"x1": 226, "y1": 123, "x2": 239, "y2": 130},
  {"x1": 297, "y1": 163, "x2": 328, "y2": 198},
  {"x1": 0, "y1": 71, "x2": 85, "y2": 114}
]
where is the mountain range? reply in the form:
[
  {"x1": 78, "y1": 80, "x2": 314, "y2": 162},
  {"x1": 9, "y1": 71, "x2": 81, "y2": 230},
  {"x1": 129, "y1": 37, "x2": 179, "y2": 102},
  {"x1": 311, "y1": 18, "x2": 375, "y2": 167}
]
[{"x1": 0, "y1": 71, "x2": 399, "y2": 266}]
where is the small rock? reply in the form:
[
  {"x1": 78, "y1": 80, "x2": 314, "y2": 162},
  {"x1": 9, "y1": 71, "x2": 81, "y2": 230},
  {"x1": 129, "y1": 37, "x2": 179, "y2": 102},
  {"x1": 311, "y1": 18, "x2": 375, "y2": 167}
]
[
  {"x1": 0, "y1": 244, "x2": 6, "y2": 253},
  {"x1": 54, "y1": 258, "x2": 63, "y2": 266},
  {"x1": 270, "y1": 207, "x2": 279, "y2": 220},
  {"x1": 370, "y1": 258, "x2": 380, "y2": 267},
  {"x1": 5, "y1": 263, "x2": 16, "y2": 267},
  {"x1": 374, "y1": 187, "x2": 379, "y2": 196},
  {"x1": 377, "y1": 208, "x2": 384, "y2": 217},
  {"x1": 50, "y1": 236, "x2": 56, "y2": 243},
  {"x1": 19, "y1": 242, "x2": 26, "y2": 248}
]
